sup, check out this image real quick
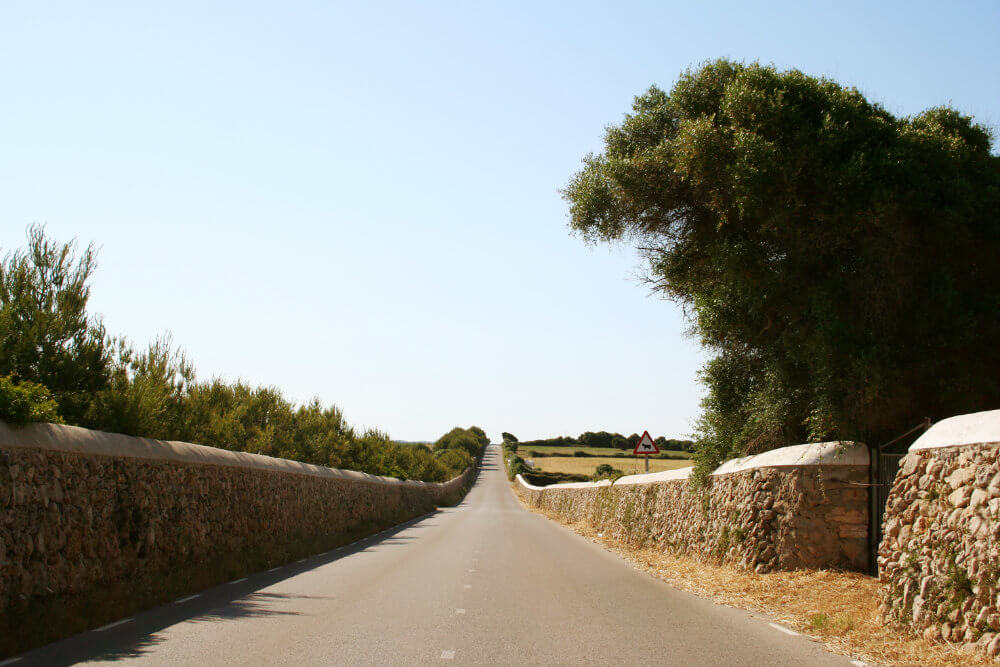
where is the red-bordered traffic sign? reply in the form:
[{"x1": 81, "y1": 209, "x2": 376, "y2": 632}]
[{"x1": 633, "y1": 430, "x2": 659, "y2": 455}]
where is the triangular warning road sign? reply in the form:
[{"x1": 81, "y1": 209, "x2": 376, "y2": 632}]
[{"x1": 633, "y1": 430, "x2": 660, "y2": 455}]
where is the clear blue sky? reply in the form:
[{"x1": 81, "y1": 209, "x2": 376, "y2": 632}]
[{"x1": 2, "y1": 1, "x2": 997, "y2": 442}]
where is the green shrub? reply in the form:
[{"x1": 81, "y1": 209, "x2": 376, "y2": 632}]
[
  {"x1": 592, "y1": 463, "x2": 624, "y2": 481},
  {"x1": 0, "y1": 375, "x2": 63, "y2": 425}
]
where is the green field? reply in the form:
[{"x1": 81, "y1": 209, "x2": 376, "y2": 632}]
[
  {"x1": 517, "y1": 445, "x2": 692, "y2": 459},
  {"x1": 528, "y1": 456, "x2": 692, "y2": 477}
]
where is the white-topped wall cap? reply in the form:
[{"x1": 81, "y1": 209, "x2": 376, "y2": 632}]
[
  {"x1": 910, "y1": 409, "x2": 1000, "y2": 451},
  {"x1": 711, "y1": 441, "x2": 868, "y2": 476},
  {"x1": 0, "y1": 421, "x2": 465, "y2": 487},
  {"x1": 613, "y1": 467, "x2": 693, "y2": 486}
]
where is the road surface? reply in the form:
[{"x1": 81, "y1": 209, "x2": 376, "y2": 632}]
[{"x1": 13, "y1": 445, "x2": 862, "y2": 666}]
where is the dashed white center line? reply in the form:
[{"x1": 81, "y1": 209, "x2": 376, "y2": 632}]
[
  {"x1": 174, "y1": 594, "x2": 200, "y2": 604},
  {"x1": 229, "y1": 578, "x2": 247, "y2": 584},
  {"x1": 768, "y1": 623, "x2": 799, "y2": 636},
  {"x1": 296, "y1": 559, "x2": 306, "y2": 563},
  {"x1": 267, "y1": 567, "x2": 280, "y2": 572},
  {"x1": 455, "y1": 608, "x2": 466, "y2": 614},
  {"x1": 440, "y1": 649, "x2": 456, "y2": 660},
  {"x1": 95, "y1": 618, "x2": 131, "y2": 632}
]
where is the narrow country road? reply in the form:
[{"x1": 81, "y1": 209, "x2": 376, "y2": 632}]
[{"x1": 17, "y1": 446, "x2": 860, "y2": 666}]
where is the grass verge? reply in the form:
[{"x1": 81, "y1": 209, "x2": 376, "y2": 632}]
[{"x1": 514, "y1": 487, "x2": 991, "y2": 667}]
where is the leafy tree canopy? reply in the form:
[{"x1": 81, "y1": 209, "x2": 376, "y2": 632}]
[
  {"x1": 434, "y1": 426, "x2": 488, "y2": 457},
  {"x1": 563, "y1": 59, "x2": 1000, "y2": 479},
  {"x1": 0, "y1": 225, "x2": 110, "y2": 424}
]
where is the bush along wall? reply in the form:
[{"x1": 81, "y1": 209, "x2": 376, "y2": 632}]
[
  {"x1": 0, "y1": 421, "x2": 478, "y2": 657},
  {"x1": 516, "y1": 441, "x2": 869, "y2": 574},
  {"x1": 877, "y1": 410, "x2": 1000, "y2": 661}
]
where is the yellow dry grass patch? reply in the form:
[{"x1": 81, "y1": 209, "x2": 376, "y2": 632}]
[
  {"x1": 516, "y1": 491, "x2": 991, "y2": 667},
  {"x1": 520, "y1": 445, "x2": 693, "y2": 459},
  {"x1": 530, "y1": 456, "x2": 691, "y2": 476}
]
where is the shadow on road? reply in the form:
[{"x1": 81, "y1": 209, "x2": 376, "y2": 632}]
[{"x1": 14, "y1": 511, "x2": 442, "y2": 667}]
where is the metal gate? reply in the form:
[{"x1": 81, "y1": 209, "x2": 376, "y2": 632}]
[
  {"x1": 869, "y1": 419, "x2": 932, "y2": 570},
  {"x1": 872, "y1": 451, "x2": 905, "y2": 546}
]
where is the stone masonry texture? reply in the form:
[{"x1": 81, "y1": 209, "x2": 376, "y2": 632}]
[
  {"x1": 878, "y1": 442, "x2": 1000, "y2": 661},
  {"x1": 0, "y1": 424, "x2": 474, "y2": 651},
  {"x1": 518, "y1": 465, "x2": 870, "y2": 573}
]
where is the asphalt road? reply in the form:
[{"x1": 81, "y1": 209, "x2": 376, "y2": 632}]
[{"x1": 13, "y1": 445, "x2": 863, "y2": 666}]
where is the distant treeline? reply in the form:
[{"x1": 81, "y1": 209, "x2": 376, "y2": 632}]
[
  {"x1": 0, "y1": 225, "x2": 485, "y2": 482},
  {"x1": 501, "y1": 430, "x2": 693, "y2": 452}
]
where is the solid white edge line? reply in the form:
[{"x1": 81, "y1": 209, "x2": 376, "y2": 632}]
[
  {"x1": 0, "y1": 657, "x2": 22, "y2": 665},
  {"x1": 229, "y1": 578, "x2": 247, "y2": 584},
  {"x1": 174, "y1": 594, "x2": 200, "y2": 604},
  {"x1": 768, "y1": 623, "x2": 799, "y2": 636},
  {"x1": 95, "y1": 618, "x2": 131, "y2": 632}
]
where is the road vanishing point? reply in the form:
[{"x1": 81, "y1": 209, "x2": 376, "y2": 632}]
[{"x1": 16, "y1": 446, "x2": 861, "y2": 666}]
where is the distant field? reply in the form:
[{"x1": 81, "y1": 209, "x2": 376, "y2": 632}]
[
  {"x1": 529, "y1": 456, "x2": 692, "y2": 476},
  {"x1": 517, "y1": 445, "x2": 692, "y2": 459}
]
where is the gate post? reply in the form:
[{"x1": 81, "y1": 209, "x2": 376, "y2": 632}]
[{"x1": 868, "y1": 443, "x2": 879, "y2": 575}]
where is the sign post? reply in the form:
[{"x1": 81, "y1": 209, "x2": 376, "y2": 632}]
[{"x1": 632, "y1": 430, "x2": 660, "y2": 473}]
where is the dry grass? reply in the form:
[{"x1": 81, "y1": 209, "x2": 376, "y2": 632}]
[
  {"x1": 520, "y1": 445, "x2": 692, "y2": 459},
  {"x1": 530, "y1": 456, "x2": 692, "y2": 476},
  {"x1": 515, "y1": 490, "x2": 992, "y2": 667}
]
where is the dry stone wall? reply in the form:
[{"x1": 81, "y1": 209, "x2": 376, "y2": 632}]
[
  {"x1": 0, "y1": 421, "x2": 475, "y2": 654},
  {"x1": 516, "y1": 442, "x2": 869, "y2": 573},
  {"x1": 878, "y1": 409, "x2": 1000, "y2": 661}
]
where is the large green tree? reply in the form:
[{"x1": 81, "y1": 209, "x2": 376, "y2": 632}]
[
  {"x1": 0, "y1": 225, "x2": 111, "y2": 424},
  {"x1": 563, "y1": 60, "x2": 1000, "y2": 478}
]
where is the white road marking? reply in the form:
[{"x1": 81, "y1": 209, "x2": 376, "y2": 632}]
[
  {"x1": 455, "y1": 608, "x2": 466, "y2": 614},
  {"x1": 267, "y1": 567, "x2": 280, "y2": 572},
  {"x1": 468, "y1": 569, "x2": 476, "y2": 573},
  {"x1": 95, "y1": 618, "x2": 131, "y2": 632},
  {"x1": 464, "y1": 584, "x2": 472, "y2": 589},
  {"x1": 0, "y1": 657, "x2": 22, "y2": 665},
  {"x1": 296, "y1": 559, "x2": 306, "y2": 563},
  {"x1": 768, "y1": 623, "x2": 799, "y2": 636},
  {"x1": 174, "y1": 594, "x2": 200, "y2": 603},
  {"x1": 229, "y1": 578, "x2": 247, "y2": 584},
  {"x1": 440, "y1": 650, "x2": 455, "y2": 660},
  {"x1": 850, "y1": 661, "x2": 868, "y2": 667}
]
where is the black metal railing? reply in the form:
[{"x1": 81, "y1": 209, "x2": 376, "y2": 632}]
[{"x1": 869, "y1": 418, "x2": 932, "y2": 571}]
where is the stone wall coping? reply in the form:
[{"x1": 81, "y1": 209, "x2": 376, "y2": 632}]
[
  {"x1": 611, "y1": 467, "x2": 693, "y2": 486},
  {"x1": 910, "y1": 409, "x2": 1000, "y2": 451},
  {"x1": 712, "y1": 441, "x2": 868, "y2": 475},
  {"x1": 515, "y1": 441, "x2": 867, "y2": 491},
  {"x1": 0, "y1": 421, "x2": 462, "y2": 488}
]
